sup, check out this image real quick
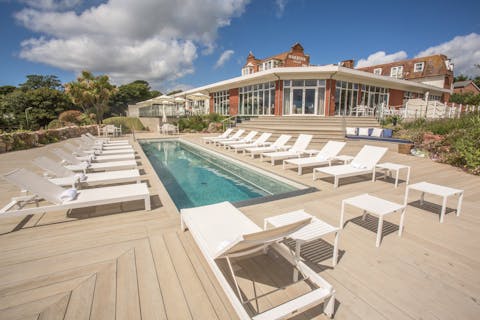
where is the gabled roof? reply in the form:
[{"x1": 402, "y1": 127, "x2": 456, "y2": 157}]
[{"x1": 453, "y1": 80, "x2": 476, "y2": 88}]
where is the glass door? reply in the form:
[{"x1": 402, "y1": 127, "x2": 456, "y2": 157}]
[
  {"x1": 292, "y1": 89, "x2": 303, "y2": 114},
  {"x1": 304, "y1": 89, "x2": 315, "y2": 114}
]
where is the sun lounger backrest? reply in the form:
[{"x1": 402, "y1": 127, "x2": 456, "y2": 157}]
[
  {"x1": 272, "y1": 134, "x2": 292, "y2": 147},
  {"x1": 242, "y1": 131, "x2": 258, "y2": 141},
  {"x1": 256, "y1": 132, "x2": 272, "y2": 144},
  {"x1": 52, "y1": 148, "x2": 81, "y2": 165},
  {"x1": 216, "y1": 217, "x2": 311, "y2": 258},
  {"x1": 220, "y1": 128, "x2": 234, "y2": 138},
  {"x1": 230, "y1": 129, "x2": 245, "y2": 139},
  {"x1": 290, "y1": 134, "x2": 313, "y2": 152},
  {"x1": 317, "y1": 141, "x2": 346, "y2": 159},
  {"x1": 3, "y1": 169, "x2": 64, "y2": 204},
  {"x1": 33, "y1": 156, "x2": 74, "y2": 177},
  {"x1": 352, "y1": 145, "x2": 388, "y2": 169}
]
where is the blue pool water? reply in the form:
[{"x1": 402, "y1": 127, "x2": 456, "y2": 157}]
[{"x1": 140, "y1": 139, "x2": 300, "y2": 209}]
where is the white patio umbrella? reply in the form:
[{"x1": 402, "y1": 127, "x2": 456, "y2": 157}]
[
  {"x1": 151, "y1": 95, "x2": 174, "y2": 123},
  {"x1": 186, "y1": 92, "x2": 209, "y2": 114}
]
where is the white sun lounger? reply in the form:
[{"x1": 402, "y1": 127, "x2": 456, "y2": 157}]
[
  {"x1": 51, "y1": 149, "x2": 137, "y2": 172},
  {"x1": 65, "y1": 142, "x2": 134, "y2": 156},
  {"x1": 181, "y1": 201, "x2": 335, "y2": 320},
  {"x1": 229, "y1": 133, "x2": 272, "y2": 153},
  {"x1": 313, "y1": 145, "x2": 388, "y2": 188},
  {"x1": 283, "y1": 141, "x2": 346, "y2": 175},
  {"x1": 244, "y1": 134, "x2": 292, "y2": 158},
  {"x1": 81, "y1": 135, "x2": 133, "y2": 150},
  {"x1": 58, "y1": 146, "x2": 135, "y2": 163},
  {"x1": 261, "y1": 134, "x2": 313, "y2": 165},
  {"x1": 0, "y1": 168, "x2": 150, "y2": 217},
  {"x1": 85, "y1": 132, "x2": 129, "y2": 144},
  {"x1": 202, "y1": 128, "x2": 234, "y2": 144},
  {"x1": 33, "y1": 156, "x2": 141, "y2": 188},
  {"x1": 221, "y1": 131, "x2": 258, "y2": 148},
  {"x1": 213, "y1": 129, "x2": 245, "y2": 145}
]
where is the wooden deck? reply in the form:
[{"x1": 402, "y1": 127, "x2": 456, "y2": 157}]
[{"x1": 0, "y1": 133, "x2": 479, "y2": 319}]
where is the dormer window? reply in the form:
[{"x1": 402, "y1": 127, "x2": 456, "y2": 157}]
[
  {"x1": 242, "y1": 63, "x2": 255, "y2": 76},
  {"x1": 390, "y1": 66, "x2": 404, "y2": 78},
  {"x1": 373, "y1": 68, "x2": 382, "y2": 75},
  {"x1": 261, "y1": 59, "x2": 279, "y2": 71},
  {"x1": 414, "y1": 62, "x2": 424, "y2": 72}
]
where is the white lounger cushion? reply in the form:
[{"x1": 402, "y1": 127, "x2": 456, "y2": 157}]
[{"x1": 65, "y1": 160, "x2": 138, "y2": 172}]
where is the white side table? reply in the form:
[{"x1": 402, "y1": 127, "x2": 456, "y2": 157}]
[
  {"x1": 404, "y1": 182, "x2": 464, "y2": 223},
  {"x1": 375, "y1": 162, "x2": 411, "y2": 188},
  {"x1": 264, "y1": 210, "x2": 340, "y2": 280},
  {"x1": 333, "y1": 155, "x2": 354, "y2": 164},
  {"x1": 341, "y1": 194, "x2": 406, "y2": 247}
]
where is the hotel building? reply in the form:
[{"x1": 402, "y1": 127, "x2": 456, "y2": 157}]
[{"x1": 174, "y1": 43, "x2": 454, "y2": 117}]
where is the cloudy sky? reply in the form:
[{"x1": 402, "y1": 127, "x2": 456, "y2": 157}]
[{"x1": 1, "y1": 0, "x2": 479, "y2": 92}]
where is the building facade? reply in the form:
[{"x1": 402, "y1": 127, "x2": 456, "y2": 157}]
[
  {"x1": 175, "y1": 44, "x2": 452, "y2": 117},
  {"x1": 453, "y1": 80, "x2": 480, "y2": 94}
]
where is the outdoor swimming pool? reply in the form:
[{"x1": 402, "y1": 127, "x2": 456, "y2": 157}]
[{"x1": 140, "y1": 139, "x2": 306, "y2": 209}]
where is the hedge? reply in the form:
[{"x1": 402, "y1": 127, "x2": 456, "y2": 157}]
[{"x1": 0, "y1": 125, "x2": 99, "y2": 153}]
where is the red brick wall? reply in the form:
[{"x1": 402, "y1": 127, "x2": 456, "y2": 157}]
[
  {"x1": 325, "y1": 79, "x2": 336, "y2": 116},
  {"x1": 274, "y1": 80, "x2": 283, "y2": 115},
  {"x1": 389, "y1": 89, "x2": 404, "y2": 107},
  {"x1": 209, "y1": 94, "x2": 214, "y2": 113},
  {"x1": 454, "y1": 83, "x2": 480, "y2": 94},
  {"x1": 229, "y1": 88, "x2": 239, "y2": 115}
]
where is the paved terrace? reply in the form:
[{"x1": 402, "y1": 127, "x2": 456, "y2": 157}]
[{"x1": 0, "y1": 133, "x2": 478, "y2": 320}]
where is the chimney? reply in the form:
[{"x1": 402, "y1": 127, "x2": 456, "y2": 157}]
[{"x1": 340, "y1": 59, "x2": 354, "y2": 68}]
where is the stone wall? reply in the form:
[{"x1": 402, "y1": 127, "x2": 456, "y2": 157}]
[{"x1": 0, "y1": 125, "x2": 99, "y2": 153}]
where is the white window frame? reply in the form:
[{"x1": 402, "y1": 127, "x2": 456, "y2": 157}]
[
  {"x1": 390, "y1": 66, "x2": 404, "y2": 78},
  {"x1": 373, "y1": 68, "x2": 382, "y2": 75},
  {"x1": 414, "y1": 62, "x2": 424, "y2": 72}
]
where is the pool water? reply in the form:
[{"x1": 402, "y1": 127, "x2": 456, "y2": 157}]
[{"x1": 140, "y1": 139, "x2": 300, "y2": 209}]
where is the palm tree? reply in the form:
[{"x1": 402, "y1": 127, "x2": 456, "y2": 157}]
[{"x1": 65, "y1": 71, "x2": 117, "y2": 123}]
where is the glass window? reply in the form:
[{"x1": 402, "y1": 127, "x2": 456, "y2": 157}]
[
  {"x1": 390, "y1": 66, "x2": 404, "y2": 78},
  {"x1": 212, "y1": 90, "x2": 229, "y2": 115},
  {"x1": 238, "y1": 81, "x2": 276, "y2": 116},
  {"x1": 282, "y1": 79, "x2": 326, "y2": 115},
  {"x1": 414, "y1": 62, "x2": 424, "y2": 72},
  {"x1": 373, "y1": 68, "x2": 382, "y2": 75}
]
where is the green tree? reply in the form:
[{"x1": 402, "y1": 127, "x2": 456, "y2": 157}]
[
  {"x1": 19, "y1": 75, "x2": 63, "y2": 91},
  {"x1": 0, "y1": 85, "x2": 16, "y2": 96},
  {"x1": 167, "y1": 89, "x2": 183, "y2": 95},
  {"x1": 0, "y1": 88, "x2": 72, "y2": 130},
  {"x1": 454, "y1": 74, "x2": 469, "y2": 82},
  {"x1": 65, "y1": 71, "x2": 117, "y2": 123},
  {"x1": 108, "y1": 80, "x2": 160, "y2": 116}
]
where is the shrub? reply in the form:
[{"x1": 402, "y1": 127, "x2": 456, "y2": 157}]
[
  {"x1": 102, "y1": 117, "x2": 145, "y2": 133},
  {"x1": 59, "y1": 110, "x2": 83, "y2": 125},
  {"x1": 174, "y1": 113, "x2": 225, "y2": 132}
]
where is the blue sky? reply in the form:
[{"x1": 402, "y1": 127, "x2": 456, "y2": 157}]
[{"x1": 1, "y1": 0, "x2": 479, "y2": 92}]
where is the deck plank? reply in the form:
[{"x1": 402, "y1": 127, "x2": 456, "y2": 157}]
[
  {"x1": 89, "y1": 262, "x2": 116, "y2": 320},
  {"x1": 116, "y1": 249, "x2": 141, "y2": 320}
]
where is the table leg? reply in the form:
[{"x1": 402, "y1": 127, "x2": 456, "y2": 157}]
[
  {"x1": 293, "y1": 241, "x2": 301, "y2": 281},
  {"x1": 457, "y1": 192, "x2": 464, "y2": 217},
  {"x1": 340, "y1": 201, "x2": 346, "y2": 229},
  {"x1": 395, "y1": 169, "x2": 400, "y2": 188},
  {"x1": 399, "y1": 207, "x2": 406, "y2": 237},
  {"x1": 440, "y1": 196, "x2": 447, "y2": 223},
  {"x1": 332, "y1": 231, "x2": 339, "y2": 266},
  {"x1": 376, "y1": 216, "x2": 384, "y2": 247},
  {"x1": 404, "y1": 187, "x2": 410, "y2": 206}
]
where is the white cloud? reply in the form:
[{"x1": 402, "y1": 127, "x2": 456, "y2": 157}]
[
  {"x1": 19, "y1": 0, "x2": 82, "y2": 11},
  {"x1": 15, "y1": 0, "x2": 249, "y2": 86},
  {"x1": 356, "y1": 50, "x2": 408, "y2": 68},
  {"x1": 415, "y1": 33, "x2": 480, "y2": 77},
  {"x1": 275, "y1": 0, "x2": 287, "y2": 18},
  {"x1": 214, "y1": 49, "x2": 234, "y2": 68}
]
